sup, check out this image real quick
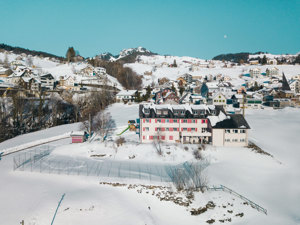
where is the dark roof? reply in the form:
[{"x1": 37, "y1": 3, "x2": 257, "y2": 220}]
[
  {"x1": 213, "y1": 114, "x2": 250, "y2": 129},
  {"x1": 282, "y1": 73, "x2": 291, "y2": 91}
]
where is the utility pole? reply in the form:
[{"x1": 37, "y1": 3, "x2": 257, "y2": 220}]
[{"x1": 242, "y1": 91, "x2": 246, "y2": 117}]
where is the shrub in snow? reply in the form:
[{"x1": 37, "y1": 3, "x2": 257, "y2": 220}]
[
  {"x1": 193, "y1": 150, "x2": 203, "y2": 160},
  {"x1": 115, "y1": 137, "x2": 126, "y2": 147}
]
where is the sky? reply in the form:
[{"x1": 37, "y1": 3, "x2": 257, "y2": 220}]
[{"x1": 0, "y1": 0, "x2": 299, "y2": 59}]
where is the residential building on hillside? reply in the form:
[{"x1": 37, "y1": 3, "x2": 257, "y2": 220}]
[
  {"x1": 212, "y1": 92, "x2": 227, "y2": 107},
  {"x1": 266, "y1": 67, "x2": 279, "y2": 77},
  {"x1": 139, "y1": 104, "x2": 219, "y2": 144},
  {"x1": 208, "y1": 113, "x2": 250, "y2": 147},
  {"x1": 289, "y1": 80, "x2": 300, "y2": 94},
  {"x1": 40, "y1": 73, "x2": 55, "y2": 90},
  {"x1": 116, "y1": 90, "x2": 137, "y2": 103},
  {"x1": 249, "y1": 68, "x2": 261, "y2": 78}
]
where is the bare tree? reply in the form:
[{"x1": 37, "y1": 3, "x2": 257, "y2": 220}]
[
  {"x1": 93, "y1": 111, "x2": 115, "y2": 141},
  {"x1": 26, "y1": 56, "x2": 33, "y2": 67},
  {"x1": 153, "y1": 128, "x2": 163, "y2": 155},
  {"x1": 81, "y1": 111, "x2": 116, "y2": 141}
]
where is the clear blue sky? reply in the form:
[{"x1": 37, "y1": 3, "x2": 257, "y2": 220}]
[{"x1": 1, "y1": 0, "x2": 299, "y2": 59}]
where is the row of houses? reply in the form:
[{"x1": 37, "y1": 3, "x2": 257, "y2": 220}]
[{"x1": 138, "y1": 104, "x2": 250, "y2": 147}]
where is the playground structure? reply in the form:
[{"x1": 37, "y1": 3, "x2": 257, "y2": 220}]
[{"x1": 117, "y1": 119, "x2": 140, "y2": 136}]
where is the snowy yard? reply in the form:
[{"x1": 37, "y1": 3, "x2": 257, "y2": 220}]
[{"x1": 0, "y1": 104, "x2": 300, "y2": 225}]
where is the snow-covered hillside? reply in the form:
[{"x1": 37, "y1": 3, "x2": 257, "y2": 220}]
[
  {"x1": 0, "y1": 51, "x2": 124, "y2": 90},
  {"x1": 0, "y1": 104, "x2": 300, "y2": 225},
  {"x1": 124, "y1": 54, "x2": 300, "y2": 86}
]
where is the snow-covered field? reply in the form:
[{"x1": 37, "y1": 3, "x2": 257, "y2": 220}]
[{"x1": 0, "y1": 103, "x2": 300, "y2": 225}]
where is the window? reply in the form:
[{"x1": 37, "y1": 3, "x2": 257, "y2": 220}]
[
  {"x1": 183, "y1": 119, "x2": 187, "y2": 123},
  {"x1": 157, "y1": 119, "x2": 161, "y2": 123},
  {"x1": 173, "y1": 119, "x2": 178, "y2": 123},
  {"x1": 240, "y1": 129, "x2": 246, "y2": 133},
  {"x1": 146, "y1": 119, "x2": 151, "y2": 123},
  {"x1": 166, "y1": 128, "x2": 169, "y2": 131},
  {"x1": 191, "y1": 128, "x2": 196, "y2": 131},
  {"x1": 234, "y1": 130, "x2": 238, "y2": 133},
  {"x1": 183, "y1": 128, "x2": 188, "y2": 131},
  {"x1": 202, "y1": 128, "x2": 207, "y2": 133},
  {"x1": 240, "y1": 139, "x2": 245, "y2": 142},
  {"x1": 145, "y1": 127, "x2": 149, "y2": 131},
  {"x1": 192, "y1": 119, "x2": 196, "y2": 123},
  {"x1": 202, "y1": 119, "x2": 206, "y2": 124},
  {"x1": 173, "y1": 128, "x2": 178, "y2": 131},
  {"x1": 225, "y1": 129, "x2": 231, "y2": 133}
]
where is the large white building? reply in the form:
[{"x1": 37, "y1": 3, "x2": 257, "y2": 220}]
[
  {"x1": 139, "y1": 104, "x2": 250, "y2": 147},
  {"x1": 139, "y1": 104, "x2": 217, "y2": 144}
]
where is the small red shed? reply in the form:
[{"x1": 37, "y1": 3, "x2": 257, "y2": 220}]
[{"x1": 71, "y1": 131, "x2": 86, "y2": 143}]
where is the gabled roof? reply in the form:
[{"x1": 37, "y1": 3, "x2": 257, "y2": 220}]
[
  {"x1": 117, "y1": 90, "x2": 137, "y2": 96},
  {"x1": 212, "y1": 114, "x2": 250, "y2": 129}
]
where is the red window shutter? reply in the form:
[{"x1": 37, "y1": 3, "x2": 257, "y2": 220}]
[
  {"x1": 170, "y1": 119, "x2": 173, "y2": 123},
  {"x1": 205, "y1": 120, "x2": 208, "y2": 123},
  {"x1": 202, "y1": 120, "x2": 204, "y2": 123},
  {"x1": 169, "y1": 136, "x2": 173, "y2": 140},
  {"x1": 143, "y1": 136, "x2": 145, "y2": 139},
  {"x1": 188, "y1": 128, "x2": 191, "y2": 132},
  {"x1": 181, "y1": 119, "x2": 184, "y2": 123},
  {"x1": 195, "y1": 128, "x2": 198, "y2": 131},
  {"x1": 188, "y1": 119, "x2": 191, "y2": 123},
  {"x1": 143, "y1": 127, "x2": 145, "y2": 131},
  {"x1": 143, "y1": 119, "x2": 145, "y2": 123},
  {"x1": 181, "y1": 128, "x2": 183, "y2": 131},
  {"x1": 162, "y1": 136, "x2": 165, "y2": 140},
  {"x1": 150, "y1": 136, "x2": 153, "y2": 140},
  {"x1": 162, "y1": 119, "x2": 165, "y2": 123},
  {"x1": 150, "y1": 119, "x2": 151, "y2": 123},
  {"x1": 196, "y1": 120, "x2": 198, "y2": 123},
  {"x1": 155, "y1": 127, "x2": 157, "y2": 131},
  {"x1": 155, "y1": 119, "x2": 157, "y2": 123},
  {"x1": 170, "y1": 128, "x2": 173, "y2": 131},
  {"x1": 162, "y1": 128, "x2": 165, "y2": 131}
]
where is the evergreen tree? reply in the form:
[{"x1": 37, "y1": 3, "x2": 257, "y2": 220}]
[
  {"x1": 262, "y1": 55, "x2": 267, "y2": 65},
  {"x1": 179, "y1": 86, "x2": 185, "y2": 96},
  {"x1": 173, "y1": 59, "x2": 177, "y2": 67},
  {"x1": 66, "y1": 47, "x2": 76, "y2": 62}
]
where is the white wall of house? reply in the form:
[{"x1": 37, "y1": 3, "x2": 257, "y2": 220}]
[
  {"x1": 140, "y1": 118, "x2": 211, "y2": 144},
  {"x1": 212, "y1": 128, "x2": 248, "y2": 147}
]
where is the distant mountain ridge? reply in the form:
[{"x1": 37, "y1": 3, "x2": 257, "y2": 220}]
[
  {"x1": 0, "y1": 43, "x2": 64, "y2": 60},
  {"x1": 95, "y1": 47, "x2": 156, "y2": 63},
  {"x1": 213, "y1": 51, "x2": 299, "y2": 63}
]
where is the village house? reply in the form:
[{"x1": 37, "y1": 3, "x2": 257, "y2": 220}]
[
  {"x1": 116, "y1": 90, "x2": 137, "y2": 103},
  {"x1": 40, "y1": 73, "x2": 55, "y2": 90},
  {"x1": 208, "y1": 112, "x2": 250, "y2": 147},
  {"x1": 289, "y1": 80, "x2": 300, "y2": 94},
  {"x1": 249, "y1": 68, "x2": 261, "y2": 78},
  {"x1": 212, "y1": 92, "x2": 227, "y2": 107},
  {"x1": 266, "y1": 67, "x2": 279, "y2": 77}
]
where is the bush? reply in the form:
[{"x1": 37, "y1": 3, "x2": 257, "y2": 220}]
[
  {"x1": 193, "y1": 150, "x2": 203, "y2": 160},
  {"x1": 115, "y1": 137, "x2": 126, "y2": 147}
]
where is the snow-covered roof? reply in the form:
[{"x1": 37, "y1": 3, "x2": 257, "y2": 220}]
[
  {"x1": 207, "y1": 111, "x2": 230, "y2": 127},
  {"x1": 117, "y1": 90, "x2": 136, "y2": 96}
]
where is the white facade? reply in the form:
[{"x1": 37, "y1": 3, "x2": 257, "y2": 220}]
[
  {"x1": 249, "y1": 68, "x2": 261, "y2": 78},
  {"x1": 140, "y1": 118, "x2": 211, "y2": 144},
  {"x1": 212, "y1": 128, "x2": 248, "y2": 147},
  {"x1": 212, "y1": 93, "x2": 227, "y2": 107},
  {"x1": 266, "y1": 67, "x2": 279, "y2": 77},
  {"x1": 116, "y1": 90, "x2": 137, "y2": 102}
]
